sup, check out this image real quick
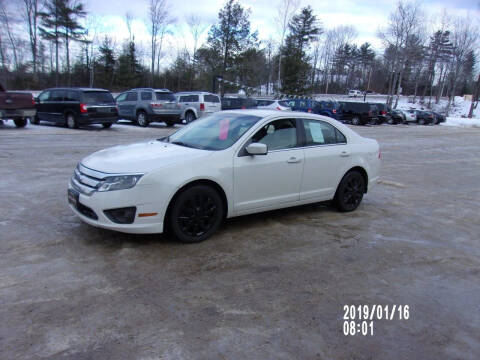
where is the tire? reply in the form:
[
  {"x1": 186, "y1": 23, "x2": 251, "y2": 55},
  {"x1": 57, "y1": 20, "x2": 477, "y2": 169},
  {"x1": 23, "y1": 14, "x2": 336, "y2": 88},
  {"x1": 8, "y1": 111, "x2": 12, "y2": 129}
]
[
  {"x1": 351, "y1": 116, "x2": 361, "y2": 126},
  {"x1": 30, "y1": 116, "x2": 40, "y2": 125},
  {"x1": 165, "y1": 121, "x2": 174, "y2": 127},
  {"x1": 66, "y1": 113, "x2": 78, "y2": 129},
  {"x1": 169, "y1": 185, "x2": 224, "y2": 243},
  {"x1": 102, "y1": 123, "x2": 113, "y2": 128},
  {"x1": 14, "y1": 118, "x2": 27, "y2": 128},
  {"x1": 431, "y1": 117, "x2": 438, "y2": 125},
  {"x1": 334, "y1": 171, "x2": 365, "y2": 212},
  {"x1": 185, "y1": 111, "x2": 196, "y2": 123},
  {"x1": 136, "y1": 111, "x2": 148, "y2": 127},
  {"x1": 369, "y1": 118, "x2": 377, "y2": 125},
  {"x1": 387, "y1": 117, "x2": 394, "y2": 125},
  {"x1": 417, "y1": 118, "x2": 425, "y2": 125}
]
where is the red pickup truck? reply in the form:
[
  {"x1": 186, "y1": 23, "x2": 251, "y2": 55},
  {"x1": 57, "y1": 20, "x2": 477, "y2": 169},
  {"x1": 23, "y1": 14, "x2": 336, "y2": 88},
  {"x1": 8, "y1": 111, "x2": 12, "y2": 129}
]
[{"x1": 0, "y1": 82, "x2": 36, "y2": 127}]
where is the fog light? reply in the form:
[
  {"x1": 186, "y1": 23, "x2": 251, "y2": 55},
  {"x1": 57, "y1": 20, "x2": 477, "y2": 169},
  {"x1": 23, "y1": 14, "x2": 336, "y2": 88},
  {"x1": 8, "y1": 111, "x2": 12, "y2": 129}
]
[{"x1": 104, "y1": 207, "x2": 136, "y2": 224}]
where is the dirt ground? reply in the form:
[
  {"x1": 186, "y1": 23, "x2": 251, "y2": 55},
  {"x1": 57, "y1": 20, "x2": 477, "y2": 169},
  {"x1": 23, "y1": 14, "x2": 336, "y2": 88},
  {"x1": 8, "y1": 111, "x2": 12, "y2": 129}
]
[{"x1": 1, "y1": 120, "x2": 479, "y2": 359}]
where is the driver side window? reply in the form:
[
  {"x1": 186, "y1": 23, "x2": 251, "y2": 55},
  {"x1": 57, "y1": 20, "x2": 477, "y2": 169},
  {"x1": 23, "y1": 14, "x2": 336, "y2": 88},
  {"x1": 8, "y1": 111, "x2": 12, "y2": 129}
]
[
  {"x1": 38, "y1": 91, "x2": 50, "y2": 101},
  {"x1": 251, "y1": 119, "x2": 298, "y2": 151}
]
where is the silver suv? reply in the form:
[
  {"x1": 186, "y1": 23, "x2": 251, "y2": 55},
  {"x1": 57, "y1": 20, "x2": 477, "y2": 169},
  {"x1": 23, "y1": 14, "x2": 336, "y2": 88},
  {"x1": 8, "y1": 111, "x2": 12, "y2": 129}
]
[
  {"x1": 116, "y1": 88, "x2": 181, "y2": 127},
  {"x1": 175, "y1": 91, "x2": 221, "y2": 123}
]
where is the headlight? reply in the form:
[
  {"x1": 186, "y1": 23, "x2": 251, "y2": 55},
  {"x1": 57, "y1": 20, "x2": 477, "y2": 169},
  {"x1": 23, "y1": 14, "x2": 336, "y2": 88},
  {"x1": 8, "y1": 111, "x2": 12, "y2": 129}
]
[{"x1": 97, "y1": 174, "x2": 143, "y2": 192}]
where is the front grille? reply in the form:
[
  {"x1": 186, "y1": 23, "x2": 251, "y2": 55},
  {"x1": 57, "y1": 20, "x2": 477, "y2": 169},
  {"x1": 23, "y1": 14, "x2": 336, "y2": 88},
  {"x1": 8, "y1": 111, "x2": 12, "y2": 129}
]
[{"x1": 71, "y1": 164, "x2": 106, "y2": 195}]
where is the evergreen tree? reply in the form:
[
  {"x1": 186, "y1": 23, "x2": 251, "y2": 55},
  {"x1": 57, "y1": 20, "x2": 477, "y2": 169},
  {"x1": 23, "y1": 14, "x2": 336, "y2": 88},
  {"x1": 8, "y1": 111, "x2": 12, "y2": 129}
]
[{"x1": 281, "y1": 6, "x2": 321, "y2": 94}]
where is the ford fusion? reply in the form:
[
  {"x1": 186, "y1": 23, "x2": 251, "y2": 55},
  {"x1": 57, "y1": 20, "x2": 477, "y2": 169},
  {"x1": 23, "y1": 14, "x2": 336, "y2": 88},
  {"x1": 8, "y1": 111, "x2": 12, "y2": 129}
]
[{"x1": 68, "y1": 110, "x2": 381, "y2": 243}]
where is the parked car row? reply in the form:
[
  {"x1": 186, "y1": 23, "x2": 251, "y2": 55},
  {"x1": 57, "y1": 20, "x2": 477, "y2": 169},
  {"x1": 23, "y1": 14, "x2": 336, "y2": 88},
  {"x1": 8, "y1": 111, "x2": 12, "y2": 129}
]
[{"x1": 2, "y1": 84, "x2": 446, "y2": 130}]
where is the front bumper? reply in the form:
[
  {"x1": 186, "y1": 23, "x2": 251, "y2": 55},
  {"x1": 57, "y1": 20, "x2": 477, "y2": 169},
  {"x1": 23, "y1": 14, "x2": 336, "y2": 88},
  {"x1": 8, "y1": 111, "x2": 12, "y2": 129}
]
[{"x1": 68, "y1": 181, "x2": 169, "y2": 234}]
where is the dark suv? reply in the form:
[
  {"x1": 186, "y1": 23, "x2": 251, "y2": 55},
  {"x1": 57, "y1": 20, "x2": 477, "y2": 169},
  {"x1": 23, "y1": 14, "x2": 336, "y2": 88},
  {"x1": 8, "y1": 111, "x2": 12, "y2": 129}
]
[
  {"x1": 338, "y1": 101, "x2": 379, "y2": 125},
  {"x1": 284, "y1": 98, "x2": 342, "y2": 120},
  {"x1": 32, "y1": 88, "x2": 118, "y2": 128},
  {"x1": 116, "y1": 88, "x2": 182, "y2": 127}
]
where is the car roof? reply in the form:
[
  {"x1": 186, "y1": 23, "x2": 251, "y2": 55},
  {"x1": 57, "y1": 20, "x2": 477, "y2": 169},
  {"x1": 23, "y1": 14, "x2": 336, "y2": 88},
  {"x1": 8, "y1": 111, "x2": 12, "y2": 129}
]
[
  {"x1": 44, "y1": 87, "x2": 110, "y2": 92},
  {"x1": 175, "y1": 91, "x2": 216, "y2": 95},
  {"x1": 130, "y1": 88, "x2": 172, "y2": 92}
]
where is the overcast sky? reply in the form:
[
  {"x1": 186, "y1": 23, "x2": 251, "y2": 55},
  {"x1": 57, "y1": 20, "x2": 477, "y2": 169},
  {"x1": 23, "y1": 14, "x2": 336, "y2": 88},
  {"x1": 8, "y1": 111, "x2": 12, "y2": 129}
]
[{"x1": 81, "y1": 0, "x2": 479, "y2": 65}]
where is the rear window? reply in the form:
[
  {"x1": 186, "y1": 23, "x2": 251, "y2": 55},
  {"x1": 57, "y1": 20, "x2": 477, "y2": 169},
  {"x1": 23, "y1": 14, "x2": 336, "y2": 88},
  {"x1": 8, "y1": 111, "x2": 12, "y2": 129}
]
[
  {"x1": 204, "y1": 94, "x2": 220, "y2": 103},
  {"x1": 82, "y1": 91, "x2": 114, "y2": 104},
  {"x1": 156, "y1": 92, "x2": 176, "y2": 101}
]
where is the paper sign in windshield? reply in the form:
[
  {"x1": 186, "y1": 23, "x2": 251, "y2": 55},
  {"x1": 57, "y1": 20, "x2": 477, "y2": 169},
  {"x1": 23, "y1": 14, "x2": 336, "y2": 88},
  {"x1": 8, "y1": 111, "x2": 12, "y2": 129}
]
[{"x1": 219, "y1": 118, "x2": 230, "y2": 140}]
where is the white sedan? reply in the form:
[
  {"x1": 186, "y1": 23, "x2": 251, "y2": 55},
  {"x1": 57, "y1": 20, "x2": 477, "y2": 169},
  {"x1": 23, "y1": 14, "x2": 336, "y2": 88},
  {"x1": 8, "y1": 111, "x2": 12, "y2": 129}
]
[{"x1": 68, "y1": 110, "x2": 381, "y2": 243}]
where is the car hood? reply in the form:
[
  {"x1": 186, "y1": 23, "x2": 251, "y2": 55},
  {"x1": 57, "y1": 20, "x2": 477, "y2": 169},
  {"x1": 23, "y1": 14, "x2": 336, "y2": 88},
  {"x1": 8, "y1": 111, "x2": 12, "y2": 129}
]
[{"x1": 81, "y1": 140, "x2": 211, "y2": 174}]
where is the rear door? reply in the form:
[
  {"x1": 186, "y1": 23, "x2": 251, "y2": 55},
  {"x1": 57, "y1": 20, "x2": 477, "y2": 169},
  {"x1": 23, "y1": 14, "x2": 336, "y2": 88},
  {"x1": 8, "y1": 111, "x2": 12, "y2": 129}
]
[
  {"x1": 115, "y1": 92, "x2": 128, "y2": 118},
  {"x1": 155, "y1": 92, "x2": 177, "y2": 113},
  {"x1": 81, "y1": 91, "x2": 117, "y2": 120},
  {"x1": 203, "y1": 94, "x2": 221, "y2": 114},
  {"x1": 299, "y1": 118, "x2": 351, "y2": 200}
]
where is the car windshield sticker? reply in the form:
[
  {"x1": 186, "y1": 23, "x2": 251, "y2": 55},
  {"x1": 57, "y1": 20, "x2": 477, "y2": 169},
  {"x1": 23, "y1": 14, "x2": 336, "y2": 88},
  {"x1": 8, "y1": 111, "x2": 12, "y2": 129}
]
[
  {"x1": 219, "y1": 118, "x2": 230, "y2": 140},
  {"x1": 309, "y1": 122, "x2": 325, "y2": 143}
]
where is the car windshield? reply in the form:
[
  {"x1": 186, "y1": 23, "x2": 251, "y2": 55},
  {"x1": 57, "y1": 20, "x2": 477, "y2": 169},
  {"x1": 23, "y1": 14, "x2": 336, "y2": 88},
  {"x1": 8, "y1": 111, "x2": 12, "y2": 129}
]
[
  {"x1": 82, "y1": 91, "x2": 114, "y2": 104},
  {"x1": 164, "y1": 112, "x2": 261, "y2": 150}
]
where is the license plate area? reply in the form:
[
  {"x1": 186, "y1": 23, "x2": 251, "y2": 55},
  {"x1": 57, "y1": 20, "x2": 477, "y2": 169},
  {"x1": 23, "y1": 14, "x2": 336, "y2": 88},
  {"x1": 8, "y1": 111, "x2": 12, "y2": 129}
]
[{"x1": 68, "y1": 188, "x2": 79, "y2": 208}]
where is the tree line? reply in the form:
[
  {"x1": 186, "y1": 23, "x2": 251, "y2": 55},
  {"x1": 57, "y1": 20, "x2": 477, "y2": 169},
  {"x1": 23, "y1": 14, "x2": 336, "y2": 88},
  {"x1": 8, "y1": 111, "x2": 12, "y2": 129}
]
[{"x1": 0, "y1": 0, "x2": 478, "y2": 114}]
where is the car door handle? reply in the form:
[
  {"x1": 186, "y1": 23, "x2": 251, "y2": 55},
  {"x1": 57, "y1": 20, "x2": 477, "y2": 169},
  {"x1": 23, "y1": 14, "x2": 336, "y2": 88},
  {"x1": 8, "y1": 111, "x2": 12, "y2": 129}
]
[
  {"x1": 287, "y1": 157, "x2": 301, "y2": 163},
  {"x1": 340, "y1": 151, "x2": 350, "y2": 157}
]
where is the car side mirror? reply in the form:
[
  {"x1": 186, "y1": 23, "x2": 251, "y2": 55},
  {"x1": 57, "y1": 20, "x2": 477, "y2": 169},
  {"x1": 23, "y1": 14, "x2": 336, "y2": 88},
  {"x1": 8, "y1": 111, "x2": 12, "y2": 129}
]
[{"x1": 246, "y1": 142, "x2": 267, "y2": 155}]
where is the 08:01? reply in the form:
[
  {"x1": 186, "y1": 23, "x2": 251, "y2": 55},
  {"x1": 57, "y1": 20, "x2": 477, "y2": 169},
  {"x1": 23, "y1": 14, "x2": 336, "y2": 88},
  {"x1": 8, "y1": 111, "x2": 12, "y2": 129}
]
[{"x1": 343, "y1": 321, "x2": 374, "y2": 336}]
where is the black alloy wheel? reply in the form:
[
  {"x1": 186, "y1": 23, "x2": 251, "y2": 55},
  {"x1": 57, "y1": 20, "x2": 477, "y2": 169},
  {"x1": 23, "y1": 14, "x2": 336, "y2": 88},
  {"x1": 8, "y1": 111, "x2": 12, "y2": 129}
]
[
  {"x1": 335, "y1": 171, "x2": 365, "y2": 212},
  {"x1": 170, "y1": 185, "x2": 223, "y2": 243}
]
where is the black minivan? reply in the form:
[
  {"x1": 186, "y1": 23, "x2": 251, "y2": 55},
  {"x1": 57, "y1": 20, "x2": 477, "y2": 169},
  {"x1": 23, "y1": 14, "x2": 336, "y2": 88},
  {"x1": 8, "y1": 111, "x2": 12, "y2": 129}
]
[{"x1": 32, "y1": 88, "x2": 118, "y2": 129}]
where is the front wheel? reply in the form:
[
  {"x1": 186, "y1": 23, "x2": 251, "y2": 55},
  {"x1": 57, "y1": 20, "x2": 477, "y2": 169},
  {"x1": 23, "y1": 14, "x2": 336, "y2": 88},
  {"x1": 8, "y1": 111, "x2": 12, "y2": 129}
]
[
  {"x1": 334, "y1": 171, "x2": 365, "y2": 212},
  {"x1": 169, "y1": 185, "x2": 224, "y2": 243},
  {"x1": 30, "y1": 116, "x2": 40, "y2": 125},
  {"x1": 14, "y1": 118, "x2": 28, "y2": 128}
]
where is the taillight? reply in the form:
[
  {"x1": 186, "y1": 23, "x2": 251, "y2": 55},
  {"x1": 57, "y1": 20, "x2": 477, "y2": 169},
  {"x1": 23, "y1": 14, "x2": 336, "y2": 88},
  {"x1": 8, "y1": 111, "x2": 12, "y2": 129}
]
[
  {"x1": 307, "y1": 108, "x2": 312, "y2": 113},
  {"x1": 241, "y1": 106, "x2": 246, "y2": 109},
  {"x1": 200, "y1": 103, "x2": 205, "y2": 111},
  {"x1": 332, "y1": 109, "x2": 337, "y2": 114},
  {"x1": 151, "y1": 102, "x2": 163, "y2": 108},
  {"x1": 80, "y1": 103, "x2": 88, "y2": 113},
  {"x1": 31, "y1": 96, "x2": 35, "y2": 106},
  {"x1": 381, "y1": 110, "x2": 386, "y2": 115}
]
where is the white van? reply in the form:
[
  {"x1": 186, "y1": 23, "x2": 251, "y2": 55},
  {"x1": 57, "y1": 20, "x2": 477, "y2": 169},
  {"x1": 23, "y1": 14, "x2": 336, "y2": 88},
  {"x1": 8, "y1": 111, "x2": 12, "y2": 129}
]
[{"x1": 348, "y1": 90, "x2": 363, "y2": 98}]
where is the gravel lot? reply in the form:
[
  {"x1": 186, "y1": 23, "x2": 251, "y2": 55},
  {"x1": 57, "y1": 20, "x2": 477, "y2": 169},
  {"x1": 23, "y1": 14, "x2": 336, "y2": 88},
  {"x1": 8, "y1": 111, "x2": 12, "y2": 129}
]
[{"x1": 1, "y1": 120, "x2": 480, "y2": 359}]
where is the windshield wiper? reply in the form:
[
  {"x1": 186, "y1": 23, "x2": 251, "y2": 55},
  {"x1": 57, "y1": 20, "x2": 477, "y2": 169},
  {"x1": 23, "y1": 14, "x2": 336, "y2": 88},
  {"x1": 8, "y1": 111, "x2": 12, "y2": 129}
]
[{"x1": 171, "y1": 141, "x2": 197, "y2": 149}]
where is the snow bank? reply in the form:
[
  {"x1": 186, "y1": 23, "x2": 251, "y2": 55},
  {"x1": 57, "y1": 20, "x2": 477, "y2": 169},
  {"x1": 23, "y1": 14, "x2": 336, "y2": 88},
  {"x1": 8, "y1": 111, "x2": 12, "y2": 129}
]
[{"x1": 441, "y1": 117, "x2": 480, "y2": 128}]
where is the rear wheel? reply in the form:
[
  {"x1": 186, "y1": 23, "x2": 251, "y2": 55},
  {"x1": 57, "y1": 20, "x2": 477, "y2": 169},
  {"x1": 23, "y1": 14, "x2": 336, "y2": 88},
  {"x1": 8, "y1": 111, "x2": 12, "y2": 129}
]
[
  {"x1": 334, "y1": 171, "x2": 365, "y2": 212},
  {"x1": 30, "y1": 116, "x2": 40, "y2": 125},
  {"x1": 351, "y1": 116, "x2": 361, "y2": 126},
  {"x1": 14, "y1": 118, "x2": 27, "y2": 128},
  {"x1": 102, "y1": 122, "x2": 113, "y2": 128},
  {"x1": 185, "y1": 111, "x2": 196, "y2": 123},
  {"x1": 66, "y1": 113, "x2": 78, "y2": 129},
  {"x1": 169, "y1": 185, "x2": 224, "y2": 243},
  {"x1": 136, "y1": 111, "x2": 148, "y2": 127}
]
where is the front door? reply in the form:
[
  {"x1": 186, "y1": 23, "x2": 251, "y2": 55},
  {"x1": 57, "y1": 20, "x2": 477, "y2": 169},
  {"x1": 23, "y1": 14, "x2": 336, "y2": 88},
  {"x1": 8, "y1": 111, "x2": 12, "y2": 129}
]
[
  {"x1": 36, "y1": 91, "x2": 51, "y2": 120},
  {"x1": 233, "y1": 118, "x2": 304, "y2": 213}
]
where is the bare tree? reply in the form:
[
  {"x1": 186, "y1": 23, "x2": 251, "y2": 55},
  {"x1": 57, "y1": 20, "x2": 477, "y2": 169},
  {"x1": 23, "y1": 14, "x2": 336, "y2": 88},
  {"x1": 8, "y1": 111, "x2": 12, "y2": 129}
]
[
  {"x1": 149, "y1": 0, "x2": 170, "y2": 86},
  {"x1": 186, "y1": 14, "x2": 208, "y2": 89},
  {"x1": 125, "y1": 11, "x2": 133, "y2": 42},
  {"x1": 445, "y1": 15, "x2": 479, "y2": 114},
  {"x1": 275, "y1": 0, "x2": 299, "y2": 90},
  {"x1": 378, "y1": 1, "x2": 424, "y2": 107},
  {"x1": 0, "y1": 0, "x2": 20, "y2": 72},
  {"x1": 21, "y1": 0, "x2": 41, "y2": 78}
]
